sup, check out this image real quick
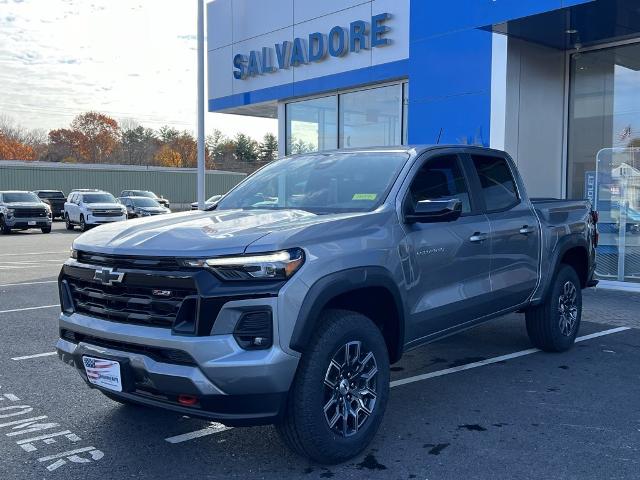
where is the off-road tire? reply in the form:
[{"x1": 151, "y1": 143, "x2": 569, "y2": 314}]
[
  {"x1": 276, "y1": 309, "x2": 390, "y2": 464},
  {"x1": 526, "y1": 264, "x2": 582, "y2": 352}
]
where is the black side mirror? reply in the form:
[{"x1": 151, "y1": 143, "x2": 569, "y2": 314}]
[{"x1": 405, "y1": 199, "x2": 463, "y2": 223}]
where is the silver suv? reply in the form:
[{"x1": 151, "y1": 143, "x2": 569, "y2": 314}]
[{"x1": 57, "y1": 146, "x2": 597, "y2": 463}]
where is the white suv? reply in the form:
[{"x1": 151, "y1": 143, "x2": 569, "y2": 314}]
[{"x1": 64, "y1": 191, "x2": 127, "y2": 231}]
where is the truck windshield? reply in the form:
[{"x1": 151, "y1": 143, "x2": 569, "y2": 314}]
[
  {"x1": 38, "y1": 191, "x2": 65, "y2": 199},
  {"x1": 133, "y1": 198, "x2": 160, "y2": 207},
  {"x1": 216, "y1": 152, "x2": 408, "y2": 214},
  {"x1": 83, "y1": 193, "x2": 117, "y2": 204},
  {"x1": 3, "y1": 192, "x2": 41, "y2": 203}
]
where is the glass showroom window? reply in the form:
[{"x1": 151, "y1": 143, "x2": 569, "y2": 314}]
[
  {"x1": 286, "y1": 96, "x2": 337, "y2": 155},
  {"x1": 339, "y1": 84, "x2": 402, "y2": 148}
]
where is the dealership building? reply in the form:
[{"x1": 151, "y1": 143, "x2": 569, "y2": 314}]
[{"x1": 207, "y1": 0, "x2": 640, "y2": 287}]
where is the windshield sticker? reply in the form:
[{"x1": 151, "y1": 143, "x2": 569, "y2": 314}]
[{"x1": 352, "y1": 194, "x2": 377, "y2": 201}]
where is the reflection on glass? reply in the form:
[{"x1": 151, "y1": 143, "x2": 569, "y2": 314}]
[
  {"x1": 339, "y1": 85, "x2": 402, "y2": 148},
  {"x1": 286, "y1": 96, "x2": 337, "y2": 155},
  {"x1": 568, "y1": 42, "x2": 640, "y2": 283}
]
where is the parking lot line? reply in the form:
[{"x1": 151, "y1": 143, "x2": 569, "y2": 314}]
[
  {"x1": 11, "y1": 352, "x2": 57, "y2": 361},
  {"x1": 0, "y1": 305, "x2": 59, "y2": 315},
  {"x1": 163, "y1": 326, "x2": 631, "y2": 444},
  {"x1": 390, "y1": 326, "x2": 631, "y2": 388},
  {"x1": 0, "y1": 280, "x2": 58, "y2": 287},
  {"x1": 165, "y1": 423, "x2": 232, "y2": 444}
]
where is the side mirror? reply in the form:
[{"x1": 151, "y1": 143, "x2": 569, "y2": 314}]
[{"x1": 405, "y1": 199, "x2": 462, "y2": 224}]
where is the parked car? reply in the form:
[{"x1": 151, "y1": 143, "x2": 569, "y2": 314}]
[
  {"x1": 0, "y1": 190, "x2": 52, "y2": 234},
  {"x1": 63, "y1": 190, "x2": 127, "y2": 232},
  {"x1": 120, "y1": 196, "x2": 171, "y2": 218},
  {"x1": 33, "y1": 190, "x2": 66, "y2": 219},
  {"x1": 120, "y1": 190, "x2": 170, "y2": 209},
  {"x1": 190, "y1": 194, "x2": 222, "y2": 210},
  {"x1": 57, "y1": 146, "x2": 598, "y2": 464}
]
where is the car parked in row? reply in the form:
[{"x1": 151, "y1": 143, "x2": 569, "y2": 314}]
[
  {"x1": 0, "y1": 190, "x2": 52, "y2": 234},
  {"x1": 190, "y1": 194, "x2": 222, "y2": 210},
  {"x1": 64, "y1": 190, "x2": 127, "y2": 232},
  {"x1": 120, "y1": 190, "x2": 170, "y2": 209},
  {"x1": 119, "y1": 196, "x2": 171, "y2": 218},
  {"x1": 33, "y1": 190, "x2": 66, "y2": 219}
]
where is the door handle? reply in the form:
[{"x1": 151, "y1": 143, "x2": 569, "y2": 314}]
[
  {"x1": 469, "y1": 232, "x2": 488, "y2": 243},
  {"x1": 519, "y1": 225, "x2": 535, "y2": 235}
]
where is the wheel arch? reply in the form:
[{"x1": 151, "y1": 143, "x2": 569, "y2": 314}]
[
  {"x1": 290, "y1": 267, "x2": 406, "y2": 363},
  {"x1": 537, "y1": 234, "x2": 591, "y2": 303}
]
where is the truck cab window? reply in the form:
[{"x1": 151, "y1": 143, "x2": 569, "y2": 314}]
[
  {"x1": 471, "y1": 155, "x2": 519, "y2": 211},
  {"x1": 409, "y1": 155, "x2": 471, "y2": 213}
]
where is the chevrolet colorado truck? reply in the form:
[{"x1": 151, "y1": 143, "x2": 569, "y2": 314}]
[{"x1": 57, "y1": 146, "x2": 598, "y2": 464}]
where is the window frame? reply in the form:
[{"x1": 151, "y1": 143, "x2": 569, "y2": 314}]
[
  {"x1": 463, "y1": 153, "x2": 522, "y2": 214},
  {"x1": 402, "y1": 151, "x2": 483, "y2": 219}
]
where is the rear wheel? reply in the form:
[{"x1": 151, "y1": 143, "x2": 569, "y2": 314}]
[
  {"x1": 0, "y1": 215, "x2": 10, "y2": 235},
  {"x1": 276, "y1": 309, "x2": 390, "y2": 464},
  {"x1": 525, "y1": 264, "x2": 582, "y2": 352},
  {"x1": 65, "y1": 214, "x2": 74, "y2": 231}
]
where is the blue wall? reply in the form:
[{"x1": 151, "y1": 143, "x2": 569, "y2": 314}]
[{"x1": 406, "y1": 0, "x2": 594, "y2": 146}]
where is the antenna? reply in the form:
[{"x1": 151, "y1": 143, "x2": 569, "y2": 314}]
[{"x1": 436, "y1": 128, "x2": 443, "y2": 145}]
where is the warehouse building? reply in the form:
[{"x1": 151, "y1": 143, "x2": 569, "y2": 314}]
[{"x1": 206, "y1": 0, "x2": 640, "y2": 287}]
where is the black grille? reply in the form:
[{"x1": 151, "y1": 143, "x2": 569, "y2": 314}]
[
  {"x1": 14, "y1": 208, "x2": 47, "y2": 218},
  {"x1": 60, "y1": 329, "x2": 196, "y2": 365},
  {"x1": 67, "y1": 277, "x2": 195, "y2": 328},
  {"x1": 76, "y1": 251, "x2": 182, "y2": 270},
  {"x1": 90, "y1": 209, "x2": 122, "y2": 217}
]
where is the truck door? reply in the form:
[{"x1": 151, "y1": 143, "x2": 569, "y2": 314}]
[
  {"x1": 400, "y1": 152, "x2": 493, "y2": 343},
  {"x1": 466, "y1": 153, "x2": 540, "y2": 309}
]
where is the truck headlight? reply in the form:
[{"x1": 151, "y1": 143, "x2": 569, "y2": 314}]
[
  {"x1": 181, "y1": 248, "x2": 305, "y2": 281},
  {"x1": 6, "y1": 208, "x2": 14, "y2": 217}
]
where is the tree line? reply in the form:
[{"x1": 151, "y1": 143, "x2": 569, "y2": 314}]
[{"x1": 0, "y1": 113, "x2": 278, "y2": 173}]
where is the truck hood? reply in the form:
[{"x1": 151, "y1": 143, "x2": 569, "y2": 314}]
[
  {"x1": 72, "y1": 208, "x2": 355, "y2": 257},
  {"x1": 5, "y1": 202, "x2": 46, "y2": 208}
]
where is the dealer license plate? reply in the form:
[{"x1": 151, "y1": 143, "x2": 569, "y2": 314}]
[{"x1": 82, "y1": 356, "x2": 122, "y2": 392}]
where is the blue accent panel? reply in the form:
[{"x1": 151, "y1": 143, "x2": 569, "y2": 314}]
[
  {"x1": 209, "y1": 59, "x2": 408, "y2": 112},
  {"x1": 408, "y1": 94, "x2": 490, "y2": 146},
  {"x1": 410, "y1": 0, "x2": 595, "y2": 41},
  {"x1": 407, "y1": 28, "x2": 492, "y2": 147}
]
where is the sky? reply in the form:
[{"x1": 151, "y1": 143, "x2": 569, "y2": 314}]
[{"x1": 0, "y1": 0, "x2": 277, "y2": 139}]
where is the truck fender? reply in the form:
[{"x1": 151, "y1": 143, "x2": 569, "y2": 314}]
[
  {"x1": 535, "y1": 233, "x2": 590, "y2": 303},
  {"x1": 289, "y1": 267, "x2": 405, "y2": 362}
]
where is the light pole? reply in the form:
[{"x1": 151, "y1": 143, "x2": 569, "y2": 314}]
[{"x1": 197, "y1": 0, "x2": 205, "y2": 210}]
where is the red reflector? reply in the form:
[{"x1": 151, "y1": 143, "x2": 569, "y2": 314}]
[{"x1": 178, "y1": 395, "x2": 198, "y2": 406}]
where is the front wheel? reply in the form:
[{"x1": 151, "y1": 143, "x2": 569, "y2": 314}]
[
  {"x1": 276, "y1": 309, "x2": 390, "y2": 464},
  {"x1": 79, "y1": 214, "x2": 87, "y2": 232},
  {"x1": 0, "y1": 216, "x2": 11, "y2": 235},
  {"x1": 525, "y1": 264, "x2": 582, "y2": 352},
  {"x1": 41, "y1": 226, "x2": 51, "y2": 234}
]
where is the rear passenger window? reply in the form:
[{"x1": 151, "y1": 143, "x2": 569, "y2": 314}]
[{"x1": 471, "y1": 155, "x2": 519, "y2": 211}]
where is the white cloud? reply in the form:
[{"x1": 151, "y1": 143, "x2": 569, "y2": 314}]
[{"x1": 0, "y1": 0, "x2": 276, "y2": 140}]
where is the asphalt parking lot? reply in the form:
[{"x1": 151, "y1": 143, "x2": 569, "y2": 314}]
[{"x1": 1, "y1": 221, "x2": 639, "y2": 479}]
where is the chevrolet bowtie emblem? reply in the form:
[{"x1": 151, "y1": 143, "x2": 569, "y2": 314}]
[{"x1": 93, "y1": 267, "x2": 125, "y2": 286}]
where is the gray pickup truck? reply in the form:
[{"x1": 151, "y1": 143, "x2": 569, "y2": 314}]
[
  {"x1": 0, "y1": 190, "x2": 52, "y2": 234},
  {"x1": 57, "y1": 146, "x2": 598, "y2": 463}
]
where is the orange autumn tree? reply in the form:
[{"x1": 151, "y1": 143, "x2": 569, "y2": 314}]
[
  {"x1": 0, "y1": 132, "x2": 35, "y2": 160},
  {"x1": 48, "y1": 112, "x2": 120, "y2": 163},
  {"x1": 154, "y1": 144, "x2": 182, "y2": 167}
]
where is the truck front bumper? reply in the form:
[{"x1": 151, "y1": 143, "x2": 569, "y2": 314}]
[
  {"x1": 86, "y1": 213, "x2": 127, "y2": 225},
  {"x1": 57, "y1": 309, "x2": 298, "y2": 426},
  {"x1": 5, "y1": 216, "x2": 52, "y2": 228}
]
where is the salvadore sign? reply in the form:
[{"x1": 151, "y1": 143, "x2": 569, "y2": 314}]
[{"x1": 233, "y1": 13, "x2": 392, "y2": 80}]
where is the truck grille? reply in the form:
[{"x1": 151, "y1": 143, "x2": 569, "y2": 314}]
[
  {"x1": 76, "y1": 251, "x2": 182, "y2": 270},
  {"x1": 91, "y1": 209, "x2": 122, "y2": 217},
  {"x1": 66, "y1": 277, "x2": 195, "y2": 328},
  {"x1": 14, "y1": 208, "x2": 47, "y2": 218}
]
